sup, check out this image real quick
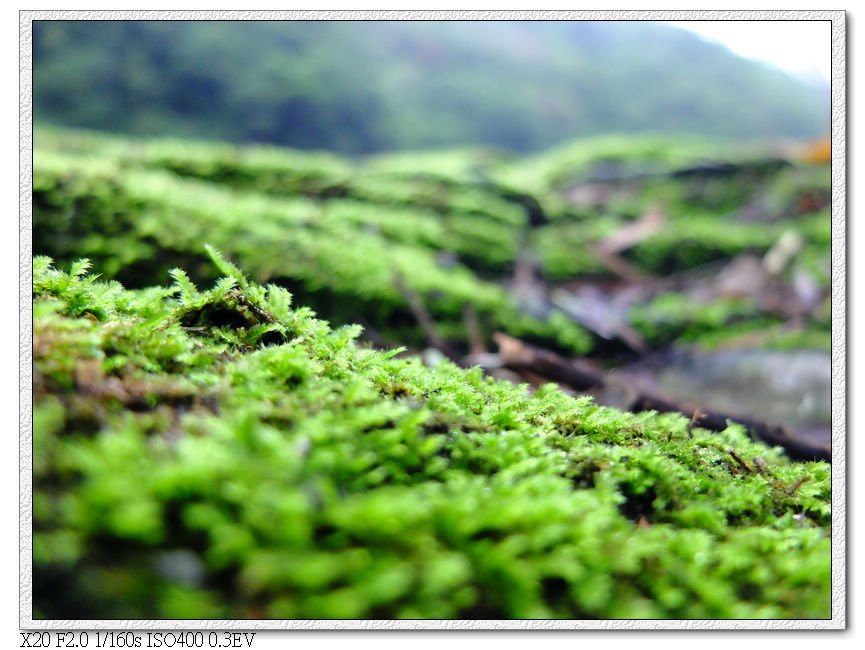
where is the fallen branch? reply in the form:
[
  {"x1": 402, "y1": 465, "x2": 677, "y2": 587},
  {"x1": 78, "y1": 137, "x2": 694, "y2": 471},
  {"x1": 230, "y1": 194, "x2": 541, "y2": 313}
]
[
  {"x1": 463, "y1": 304, "x2": 486, "y2": 355},
  {"x1": 596, "y1": 206, "x2": 665, "y2": 255},
  {"x1": 591, "y1": 247, "x2": 652, "y2": 282},
  {"x1": 493, "y1": 332, "x2": 604, "y2": 391},
  {"x1": 628, "y1": 393, "x2": 830, "y2": 463},
  {"x1": 393, "y1": 272, "x2": 461, "y2": 363}
]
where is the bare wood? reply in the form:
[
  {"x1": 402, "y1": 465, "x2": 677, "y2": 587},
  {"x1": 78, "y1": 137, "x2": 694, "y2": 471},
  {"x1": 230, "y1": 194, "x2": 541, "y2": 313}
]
[
  {"x1": 596, "y1": 206, "x2": 665, "y2": 255},
  {"x1": 493, "y1": 332, "x2": 604, "y2": 391},
  {"x1": 591, "y1": 246, "x2": 653, "y2": 282},
  {"x1": 393, "y1": 272, "x2": 461, "y2": 362},
  {"x1": 463, "y1": 304, "x2": 486, "y2": 355}
]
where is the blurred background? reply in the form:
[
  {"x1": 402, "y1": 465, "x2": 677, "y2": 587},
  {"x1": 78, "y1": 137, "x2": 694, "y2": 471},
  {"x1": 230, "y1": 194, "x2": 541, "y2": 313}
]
[{"x1": 32, "y1": 20, "x2": 830, "y2": 153}]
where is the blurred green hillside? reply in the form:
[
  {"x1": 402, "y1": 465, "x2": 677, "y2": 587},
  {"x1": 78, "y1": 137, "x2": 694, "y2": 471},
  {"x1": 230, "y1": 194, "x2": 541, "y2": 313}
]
[{"x1": 33, "y1": 20, "x2": 829, "y2": 154}]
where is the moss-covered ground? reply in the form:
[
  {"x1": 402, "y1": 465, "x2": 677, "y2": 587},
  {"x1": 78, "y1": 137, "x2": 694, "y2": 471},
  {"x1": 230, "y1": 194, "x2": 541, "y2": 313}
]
[
  {"x1": 31, "y1": 129, "x2": 832, "y2": 620},
  {"x1": 34, "y1": 128, "x2": 830, "y2": 356},
  {"x1": 33, "y1": 252, "x2": 830, "y2": 619}
]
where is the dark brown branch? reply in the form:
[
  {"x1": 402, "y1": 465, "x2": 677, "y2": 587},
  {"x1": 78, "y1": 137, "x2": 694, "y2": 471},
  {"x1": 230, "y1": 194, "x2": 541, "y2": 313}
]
[
  {"x1": 493, "y1": 332, "x2": 604, "y2": 391},
  {"x1": 393, "y1": 272, "x2": 461, "y2": 363},
  {"x1": 629, "y1": 393, "x2": 830, "y2": 463},
  {"x1": 463, "y1": 305, "x2": 486, "y2": 355}
]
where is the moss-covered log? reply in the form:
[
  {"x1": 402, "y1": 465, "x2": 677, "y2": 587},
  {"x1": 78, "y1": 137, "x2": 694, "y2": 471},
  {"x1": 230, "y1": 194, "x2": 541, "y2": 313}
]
[
  {"x1": 33, "y1": 255, "x2": 831, "y2": 620},
  {"x1": 33, "y1": 129, "x2": 830, "y2": 357}
]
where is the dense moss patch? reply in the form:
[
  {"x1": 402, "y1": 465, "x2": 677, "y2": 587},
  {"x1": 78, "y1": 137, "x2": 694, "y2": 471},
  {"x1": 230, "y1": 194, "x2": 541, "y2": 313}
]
[
  {"x1": 33, "y1": 140, "x2": 589, "y2": 355},
  {"x1": 34, "y1": 129, "x2": 830, "y2": 357},
  {"x1": 33, "y1": 256, "x2": 831, "y2": 620}
]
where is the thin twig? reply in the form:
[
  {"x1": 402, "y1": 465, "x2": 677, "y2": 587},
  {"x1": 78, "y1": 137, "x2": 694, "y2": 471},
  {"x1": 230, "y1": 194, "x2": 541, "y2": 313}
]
[
  {"x1": 463, "y1": 304, "x2": 486, "y2": 355},
  {"x1": 393, "y1": 272, "x2": 460, "y2": 362}
]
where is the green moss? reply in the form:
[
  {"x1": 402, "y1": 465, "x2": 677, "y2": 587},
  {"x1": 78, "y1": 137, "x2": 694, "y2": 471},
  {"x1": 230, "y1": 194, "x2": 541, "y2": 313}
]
[
  {"x1": 687, "y1": 322, "x2": 832, "y2": 353},
  {"x1": 630, "y1": 292, "x2": 775, "y2": 347},
  {"x1": 33, "y1": 257, "x2": 831, "y2": 620},
  {"x1": 34, "y1": 129, "x2": 830, "y2": 360},
  {"x1": 496, "y1": 134, "x2": 730, "y2": 193},
  {"x1": 33, "y1": 147, "x2": 589, "y2": 354}
]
